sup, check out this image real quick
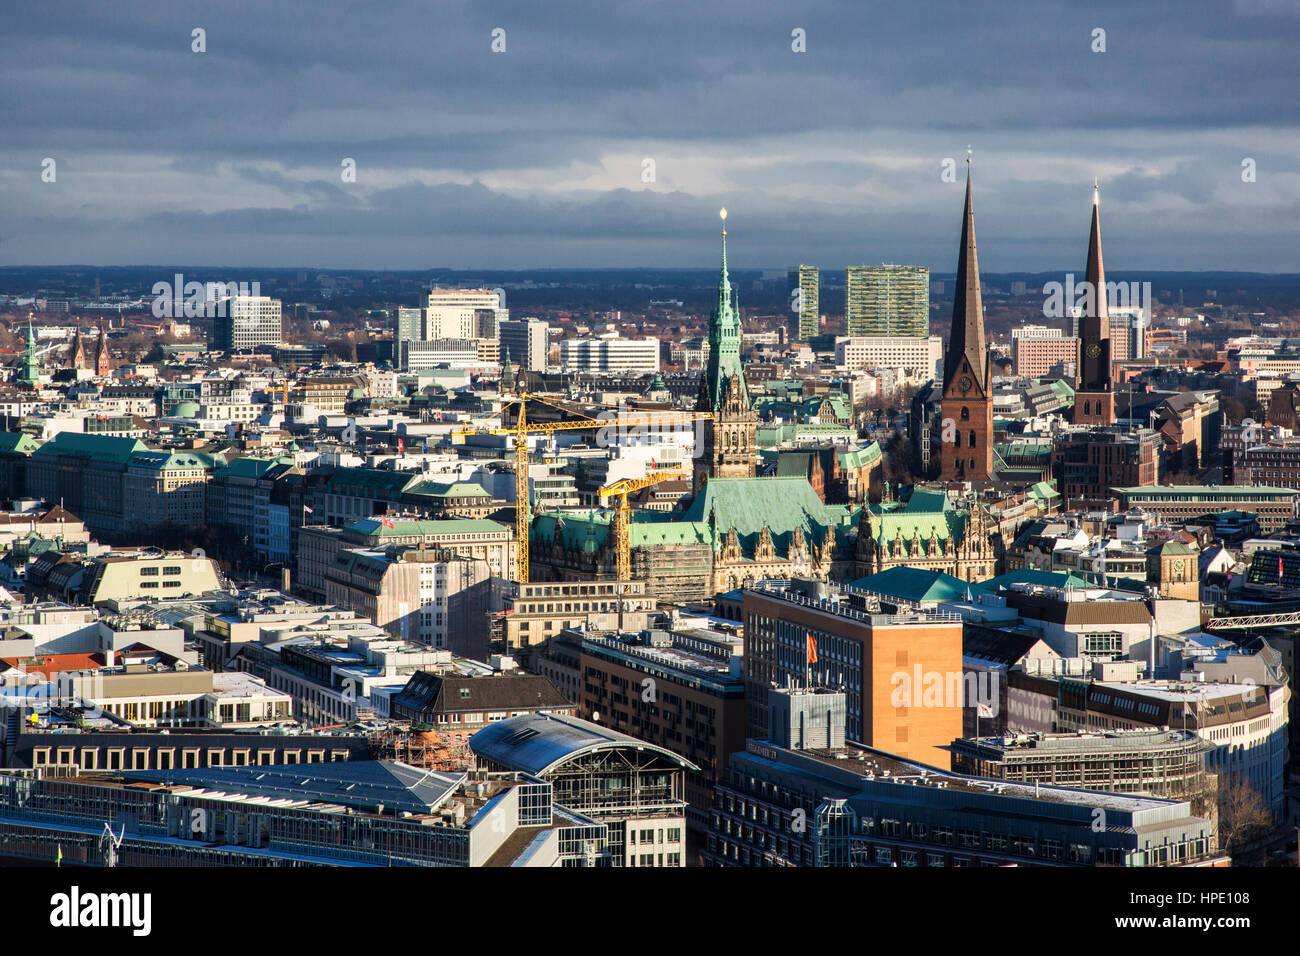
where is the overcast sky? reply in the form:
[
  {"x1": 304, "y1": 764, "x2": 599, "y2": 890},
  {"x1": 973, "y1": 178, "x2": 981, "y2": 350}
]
[{"x1": 3, "y1": 0, "x2": 1299, "y2": 272}]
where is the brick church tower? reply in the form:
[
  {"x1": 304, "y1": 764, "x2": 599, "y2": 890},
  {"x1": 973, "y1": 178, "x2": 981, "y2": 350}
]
[
  {"x1": 940, "y1": 169, "x2": 994, "y2": 482},
  {"x1": 1075, "y1": 182, "x2": 1115, "y2": 426}
]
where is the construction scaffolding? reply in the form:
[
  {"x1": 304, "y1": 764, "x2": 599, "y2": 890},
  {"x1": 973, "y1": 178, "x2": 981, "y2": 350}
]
[{"x1": 367, "y1": 723, "x2": 478, "y2": 773}]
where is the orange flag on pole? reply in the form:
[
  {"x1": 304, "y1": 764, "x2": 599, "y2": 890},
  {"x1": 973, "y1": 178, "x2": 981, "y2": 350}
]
[{"x1": 806, "y1": 633, "x2": 818, "y2": 665}]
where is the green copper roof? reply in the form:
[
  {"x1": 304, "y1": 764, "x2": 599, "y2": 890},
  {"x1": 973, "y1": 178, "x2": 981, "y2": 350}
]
[
  {"x1": 1047, "y1": 379, "x2": 1075, "y2": 401},
  {"x1": 851, "y1": 566, "x2": 986, "y2": 603},
  {"x1": 857, "y1": 487, "x2": 965, "y2": 545},
  {"x1": 1028, "y1": 480, "x2": 1060, "y2": 500},
  {"x1": 327, "y1": 466, "x2": 419, "y2": 496},
  {"x1": 217, "y1": 457, "x2": 287, "y2": 480},
  {"x1": 838, "y1": 442, "x2": 882, "y2": 470},
  {"x1": 0, "y1": 432, "x2": 40, "y2": 455},
  {"x1": 129, "y1": 450, "x2": 213, "y2": 472},
  {"x1": 30, "y1": 432, "x2": 146, "y2": 465},
  {"x1": 406, "y1": 480, "x2": 491, "y2": 499},
  {"x1": 981, "y1": 569, "x2": 1093, "y2": 591},
  {"x1": 532, "y1": 510, "x2": 710, "y2": 552}
]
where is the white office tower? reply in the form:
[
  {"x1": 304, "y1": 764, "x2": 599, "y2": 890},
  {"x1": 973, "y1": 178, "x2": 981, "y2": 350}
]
[
  {"x1": 500, "y1": 317, "x2": 550, "y2": 371},
  {"x1": 214, "y1": 295, "x2": 282, "y2": 351},
  {"x1": 423, "y1": 289, "x2": 507, "y2": 340}
]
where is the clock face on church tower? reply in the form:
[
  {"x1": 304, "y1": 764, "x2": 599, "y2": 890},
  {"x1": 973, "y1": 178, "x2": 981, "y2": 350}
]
[
  {"x1": 958, "y1": 375, "x2": 972, "y2": 394},
  {"x1": 1086, "y1": 343, "x2": 1101, "y2": 358}
]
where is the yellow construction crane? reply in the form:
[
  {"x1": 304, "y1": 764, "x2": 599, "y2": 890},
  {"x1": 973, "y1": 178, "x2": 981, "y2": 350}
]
[
  {"x1": 600, "y1": 470, "x2": 691, "y2": 582},
  {"x1": 452, "y1": 393, "x2": 709, "y2": 582}
]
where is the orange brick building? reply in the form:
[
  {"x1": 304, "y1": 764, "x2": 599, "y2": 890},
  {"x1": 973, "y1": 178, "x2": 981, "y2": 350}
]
[{"x1": 742, "y1": 582, "x2": 964, "y2": 768}]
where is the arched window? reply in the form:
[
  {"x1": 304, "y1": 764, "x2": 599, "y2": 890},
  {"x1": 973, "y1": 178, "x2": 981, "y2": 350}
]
[
  {"x1": 960, "y1": 407, "x2": 969, "y2": 421},
  {"x1": 969, "y1": 458, "x2": 976, "y2": 470},
  {"x1": 1083, "y1": 400, "x2": 1090, "y2": 415},
  {"x1": 969, "y1": 430, "x2": 976, "y2": 447}
]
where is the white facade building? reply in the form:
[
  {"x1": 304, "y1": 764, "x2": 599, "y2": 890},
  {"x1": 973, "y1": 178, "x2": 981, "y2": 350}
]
[
  {"x1": 560, "y1": 336, "x2": 659, "y2": 374},
  {"x1": 834, "y1": 335, "x2": 943, "y2": 383}
]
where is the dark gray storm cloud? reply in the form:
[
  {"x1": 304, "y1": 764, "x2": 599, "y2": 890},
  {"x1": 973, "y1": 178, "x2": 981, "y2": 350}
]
[{"x1": 2, "y1": 0, "x2": 1299, "y2": 271}]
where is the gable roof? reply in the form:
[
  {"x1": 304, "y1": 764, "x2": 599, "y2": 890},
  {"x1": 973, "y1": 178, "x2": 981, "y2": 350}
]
[{"x1": 391, "y1": 672, "x2": 571, "y2": 717}]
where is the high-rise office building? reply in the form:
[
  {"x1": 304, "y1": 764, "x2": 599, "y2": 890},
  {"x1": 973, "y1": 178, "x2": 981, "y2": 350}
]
[
  {"x1": 788, "y1": 265, "x2": 820, "y2": 341},
  {"x1": 213, "y1": 295, "x2": 282, "y2": 351},
  {"x1": 392, "y1": 306, "x2": 424, "y2": 347},
  {"x1": 424, "y1": 289, "x2": 506, "y2": 340},
  {"x1": 845, "y1": 265, "x2": 929, "y2": 337},
  {"x1": 500, "y1": 317, "x2": 550, "y2": 371}
]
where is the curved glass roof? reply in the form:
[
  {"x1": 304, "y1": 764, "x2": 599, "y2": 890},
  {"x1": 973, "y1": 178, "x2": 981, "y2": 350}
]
[{"x1": 470, "y1": 713, "x2": 699, "y2": 775}]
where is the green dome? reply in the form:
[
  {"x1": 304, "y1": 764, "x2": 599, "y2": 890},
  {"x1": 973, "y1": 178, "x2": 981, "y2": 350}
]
[
  {"x1": 173, "y1": 401, "x2": 200, "y2": 418},
  {"x1": 348, "y1": 387, "x2": 366, "y2": 400}
]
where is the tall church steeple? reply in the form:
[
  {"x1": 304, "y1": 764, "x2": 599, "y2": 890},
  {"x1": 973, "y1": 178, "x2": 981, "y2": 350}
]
[
  {"x1": 694, "y1": 208, "x2": 757, "y2": 493},
  {"x1": 943, "y1": 171, "x2": 990, "y2": 395},
  {"x1": 940, "y1": 166, "x2": 994, "y2": 482},
  {"x1": 17, "y1": 319, "x2": 39, "y2": 388},
  {"x1": 1075, "y1": 180, "x2": 1114, "y2": 425}
]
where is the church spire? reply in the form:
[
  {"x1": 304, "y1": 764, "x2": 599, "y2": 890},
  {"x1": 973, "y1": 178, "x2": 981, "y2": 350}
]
[
  {"x1": 717, "y1": 207, "x2": 731, "y2": 315},
  {"x1": 938, "y1": 163, "x2": 994, "y2": 483},
  {"x1": 693, "y1": 207, "x2": 757, "y2": 493},
  {"x1": 1085, "y1": 180, "x2": 1108, "y2": 327},
  {"x1": 943, "y1": 167, "x2": 988, "y2": 393},
  {"x1": 1076, "y1": 179, "x2": 1114, "y2": 424}
]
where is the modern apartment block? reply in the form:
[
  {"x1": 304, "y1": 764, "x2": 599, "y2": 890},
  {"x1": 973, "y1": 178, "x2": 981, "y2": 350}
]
[
  {"x1": 742, "y1": 580, "x2": 964, "y2": 769},
  {"x1": 845, "y1": 265, "x2": 929, "y2": 337},
  {"x1": 212, "y1": 295, "x2": 282, "y2": 351},
  {"x1": 788, "y1": 265, "x2": 820, "y2": 341}
]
